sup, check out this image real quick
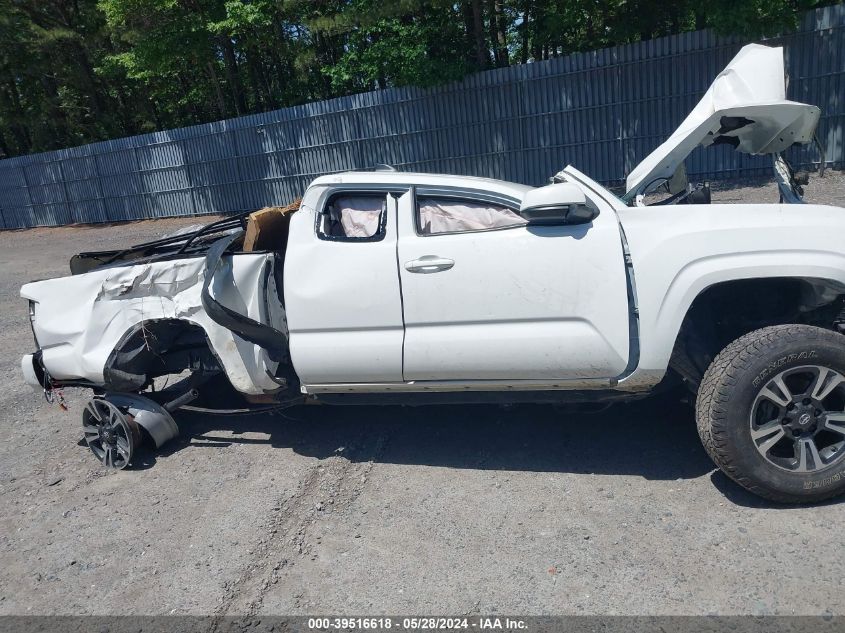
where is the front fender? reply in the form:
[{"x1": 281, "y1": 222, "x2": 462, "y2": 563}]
[
  {"x1": 617, "y1": 203, "x2": 845, "y2": 388},
  {"x1": 644, "y1": 251, "x2": 845, "y2": 374}
]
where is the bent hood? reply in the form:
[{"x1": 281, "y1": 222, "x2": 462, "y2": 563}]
[{"x1": 624, "y1": 43, "x2": 820, "y2": 198}]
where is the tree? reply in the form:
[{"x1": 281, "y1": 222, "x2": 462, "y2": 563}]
[
  {"x1": 0, "y1": 0, "x2": 839, "y2": 158},
  {"x1": 312, "y1": 0, "x2": 471, "y2": 91}
]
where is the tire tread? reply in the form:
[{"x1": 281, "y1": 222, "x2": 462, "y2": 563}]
[{"x1": 696, "y1": 324, "x2": 845, "y2": 503}]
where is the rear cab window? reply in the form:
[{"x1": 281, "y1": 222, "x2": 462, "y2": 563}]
[{"x1": 318, "y1": 193, "x2": 388, "y2": 241}]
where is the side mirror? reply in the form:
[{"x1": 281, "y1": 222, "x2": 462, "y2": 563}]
[{"x1": 519, "y1": 183, "x2": 599, "y2": 226}]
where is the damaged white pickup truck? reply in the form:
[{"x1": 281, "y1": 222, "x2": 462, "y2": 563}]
[{"x1": 19, "y1": 44, "x2": 845, "y2": 503}]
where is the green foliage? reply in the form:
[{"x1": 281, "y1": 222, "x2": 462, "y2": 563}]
[
  {"x1": 0, "y1": 0, "x2": 839, "y2": 158},
  {"x1": 705, "y1": 0, "x2": 819, "y2": 36},
  {"x1": 320, "y1": 0, "x2": 470, "y2": 90}
]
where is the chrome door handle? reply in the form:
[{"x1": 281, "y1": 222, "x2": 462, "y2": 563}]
[{"x1": 404, "y1": 256, "x2": 455, "y2": 274}]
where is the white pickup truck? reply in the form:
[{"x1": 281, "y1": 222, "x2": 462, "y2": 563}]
[{"x1": 19, "y1": 44, "x2": 845, "y2": 503}]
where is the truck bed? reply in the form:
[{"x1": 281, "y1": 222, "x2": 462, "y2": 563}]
[{"x1": 69, "y1": 201, "x2": 300, "y2": 275}]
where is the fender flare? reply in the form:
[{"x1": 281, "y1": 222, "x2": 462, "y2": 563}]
[{"x1": 639, "y1": 251, "x2": 845, "y2": 375}]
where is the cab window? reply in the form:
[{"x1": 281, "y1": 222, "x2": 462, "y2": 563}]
[
  {"x1": 416, "y1": 196, "x2": 526, "y2": 236},
  {"x1": 318, "y1": 194, "x2": 387, "y2": 241}
]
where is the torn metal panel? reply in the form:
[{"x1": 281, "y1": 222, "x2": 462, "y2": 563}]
[
  {"x1": 625, "y1": 44, "x2": 821, "y2": 198},
  {"x1": 21, "y1": 253, "x2": 284, "y2": 395}
]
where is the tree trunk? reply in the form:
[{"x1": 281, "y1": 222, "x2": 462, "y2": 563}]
[
  {"x1": 486, "y1": 0, "x2": 498, "y2": 66},
  {"x1": 205, "y1": 62, "x2": 229, "y2": 119},
  {"x1": 246, "y1": 36, "x2": 277, "y2": 109},
  {"x1": 521, "y1": 0, "x2": 530, "y2": 63},
  {"x1": 219, "y1": 36, "x2": 248, "y2": 115},
  {"x1": 243, "y1": 46, "x2": 265, "y2": 111},
  {"x1": 492, "y1": 0, "x2": 509, "y2": 66},
  {"x1": 2, "y1": 73, "x2": 31, "y2": 153},
  {"x1": 462, "y1": 2, "x2": 477, "y2": 67},
  {"x1": 74, "y1": 44, "x2": 106, "y2": 119},
  {"x1": 264, "y1": 59, "x2": 280, "y2": 108},
  {"x1": 39, "y1": 74, "x2": 70, "y2": 149},
  {"x1": 471, "y1": 0, "x2": 489, "y2": 69},
  {"x1": 0, "y1": 130, "x2": 11, "y2": 159}
]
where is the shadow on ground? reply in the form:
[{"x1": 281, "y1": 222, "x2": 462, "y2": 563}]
[{"x1": 132, "y1": 392, "x2": 716, "y2": 482}]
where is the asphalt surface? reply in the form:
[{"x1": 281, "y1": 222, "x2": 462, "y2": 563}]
[{"x1": 1, "y1": 174, "x2": 844, "y2": 616}]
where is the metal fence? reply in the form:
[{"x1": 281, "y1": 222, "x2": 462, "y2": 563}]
[{"x1": 0, "y1": 5, "x2": 843, "y2": 229}]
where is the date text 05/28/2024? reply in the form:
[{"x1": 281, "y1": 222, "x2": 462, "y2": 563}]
[{"x1": 307, "y1": 618, "x2": 528, "y2": 630}]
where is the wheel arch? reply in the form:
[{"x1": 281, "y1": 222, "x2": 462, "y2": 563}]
[
  {"x1": 665, "y1": 272, "x2": 845, "y2": 391},
  {"x1": 103, "y1": 317, "x2": 225, "y2": 392},
  {"x1": 634, "y1": 248, "x2": 845, "y2": 371}
]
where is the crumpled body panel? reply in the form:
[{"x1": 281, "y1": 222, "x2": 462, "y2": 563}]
[{"x1": 20, "y1": 254, "x2": 283, "y2": 395}]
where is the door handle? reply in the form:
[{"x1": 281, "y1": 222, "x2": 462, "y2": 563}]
[{"x1": 404, "y1": 256, "x2": 455, "y2": 274}]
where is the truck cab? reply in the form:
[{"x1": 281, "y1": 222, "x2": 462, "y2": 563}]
[{"x1": 284, "y1": 171, "x2": 631, "y2": 392}]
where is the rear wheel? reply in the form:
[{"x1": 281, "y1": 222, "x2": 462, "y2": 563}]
[
  {"x1": 696, "y1": 324, "x2": 845, "y2": 503},
  {"x1": 82, "y1": 398, "x2": 140, "y2": 469}
]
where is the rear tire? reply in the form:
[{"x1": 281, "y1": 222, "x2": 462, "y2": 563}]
[{"x1": 696, "y1": 324, "x2": 845, "y2": 503}]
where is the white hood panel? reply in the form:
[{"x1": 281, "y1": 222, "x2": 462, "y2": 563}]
[{"x1": 625, "y1": 44, "x2": 820, "y2": 197}]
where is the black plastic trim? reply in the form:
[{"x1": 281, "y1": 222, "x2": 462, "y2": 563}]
[{"x1": 201, "y1": 232, "x2": 290, "y2": 363}]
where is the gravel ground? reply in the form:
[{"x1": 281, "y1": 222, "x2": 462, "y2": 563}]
[{"x1": 1, "y1": 173, "x2": 844, "y2": 617}]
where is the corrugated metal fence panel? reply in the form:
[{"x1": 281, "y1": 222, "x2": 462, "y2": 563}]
[{"x1": 0, "y1": 4, "x2": 843, "y2": 229}]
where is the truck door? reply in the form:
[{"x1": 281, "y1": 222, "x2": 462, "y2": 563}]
[
  {"x1": 284, "y1": 190, "x2": 405, "y2": 385},
  {"x1": 396, "y1": 186, "x2": 630, "y2": 382}
]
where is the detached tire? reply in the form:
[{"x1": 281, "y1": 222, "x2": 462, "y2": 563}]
[{"x1": 696, "y1": 324, "x2": 845, "y2": 503}]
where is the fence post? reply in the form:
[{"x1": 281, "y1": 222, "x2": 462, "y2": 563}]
[
  {"x1": 19, "y1": 163, "x2": 35, "y2": 228},
  {"x1": 181, "y1": 139, "x2": 200, "y2": 217},
  {"x1": 131, "y1": 144, "x2": 147, "y2": 220},
  {"x1": 91, "y1": 150, "x2": 109, "y2": 223},
  {"x1": 354, "y1": 102, "x2": 365, "y2": 170},
  {"x1": 229, "y1": 128, "x2": 246, "y2": 214},
  {"x1": 615, "y1": 55, "x2": 625, "y2": 185},
  {"x1": 516, "y1": 70, "x2": 526, "y2": 185},
  {"x1": 56, "y1": 158, "x2": 74, "y2": 225}
]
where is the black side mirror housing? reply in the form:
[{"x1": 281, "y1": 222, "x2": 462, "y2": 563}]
[{"x1": 521, "y1": 203, "x2": 599, "y2": 226}]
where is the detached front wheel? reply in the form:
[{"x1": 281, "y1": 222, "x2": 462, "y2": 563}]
[{"x1": 696, "y1": 324, "x2": 845, "y2": 503}]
